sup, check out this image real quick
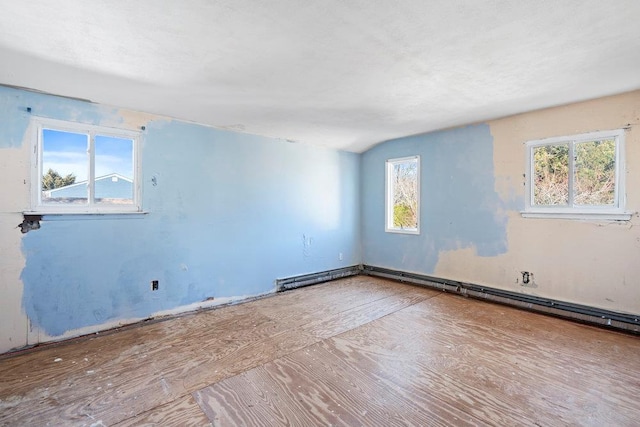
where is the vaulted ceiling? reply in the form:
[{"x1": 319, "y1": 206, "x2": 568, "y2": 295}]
[{"x1": 1, "y1": 1, "x2": 639, "y2": 152}]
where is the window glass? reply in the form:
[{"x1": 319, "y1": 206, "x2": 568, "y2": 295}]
[
  {"x1": 32, "y1": 118, "x2": 140, "y2": 213},
  {"x1": 95, "y1": 135, "x2": 134, "y2": 204},
  {"x1": 574, "y1": 139, "x2": 615, "y2": 206},
  {"x1": 533, "y1": 144, "x2": 569, "y2": 206},
  {"x1": 524, "y1": 129, "x2": 626, "y2": 220},
  {"x1": 41, "y1": 129, "x2": 88, "y2": 205},
  {"x1": 386, "y1": 156, "x2": 419, "y2": 233}
]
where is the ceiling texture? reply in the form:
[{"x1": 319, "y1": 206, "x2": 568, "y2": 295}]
[{"x1": 1, "y1": 0, "x2": 639, "y2": 152}]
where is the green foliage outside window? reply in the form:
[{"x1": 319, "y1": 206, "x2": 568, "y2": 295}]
[
  {"x1": 574, "y1": 140, "x2": 615, "y2": 205},
  {"x1": 393, "y1": 204, "x2": 415, "y2": 228},
  {"x1": 534, "y1": 144, "x2": 569, "y2": 205},
  {"x1": 391, "y1": 161, "x2": 418, "y2": 229},
  {"x1": 42, "y1": 168, "x2": 76, "y2": 191},
  {"x1": 533, "y1": 139, "x2": 615, "y2": 206}
]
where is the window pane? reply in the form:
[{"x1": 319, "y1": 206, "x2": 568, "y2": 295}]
[
  {"x1": 391, "y1": 160, "x2": 418, "y2": 229},
  {"x1": 574, "y1": 139, "x2": 615, "y2": 206},
  {"x1": 41, "y1": 129, "x2": 88, "y2": 204},
  {"x1": 533, "y1": 144, "x2": 569, "y2": 206},
  {"x1": 95, "y1": 135, "x2": 134, "y2": 205}
]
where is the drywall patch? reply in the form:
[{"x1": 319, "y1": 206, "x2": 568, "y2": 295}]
[{"x1": 0, "y1": 213, "x2": 29, "y2": 353}]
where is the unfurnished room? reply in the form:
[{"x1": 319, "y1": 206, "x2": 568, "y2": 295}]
[{"x1": 1, "y1": 1, "x2": 640, "y2": 426}]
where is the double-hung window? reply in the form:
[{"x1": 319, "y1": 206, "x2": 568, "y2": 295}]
[
  {"x1": 385, "y1": 156, "x2": 420, "y2": 234},
  {"x1": 30, "y1": 117, "x2": 142, "y2": 214},
  {"x1": 523, "y1": 129, "x2": 629, "y2": 220}
]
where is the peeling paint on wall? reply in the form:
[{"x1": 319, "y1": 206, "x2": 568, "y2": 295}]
[
  {"x1": 364, "y1": 92, "x2": 640, "y2": 316},
  {"x1": 4, "y1": 87, "x2": 360, "y2": 341},
  {"x1": 0, "y1": 87, "x2": 125, "y2": 149},
  {"x1": 0, "y1": 94, "x2": 30, "y2": 148},
  {"x1": 4, "y1": 86, "x2": 640, "y2": 351},
  {"x1": 361, "y1": 124, "x2": 509, "y2": 274}
]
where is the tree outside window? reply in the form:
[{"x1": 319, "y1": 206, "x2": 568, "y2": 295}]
[
  {"x1": 524, "y1": 129, "x2": 627, "y2": 220},
  {"x1": 386, "y1": 156, "x2": 420, "y2": 234}
]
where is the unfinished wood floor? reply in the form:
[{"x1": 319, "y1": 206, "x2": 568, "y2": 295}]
[{"x1": 1, "y1": 276, "x2": 640, "y2": 426}]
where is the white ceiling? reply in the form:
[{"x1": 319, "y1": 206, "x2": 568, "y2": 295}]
[{"x1": 1, "y1": 1, "x2": 639, "y2": 152}]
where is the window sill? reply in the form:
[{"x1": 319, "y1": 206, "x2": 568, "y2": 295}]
[
  {"x1": 520, "y1": 211, "x2": 633, "y2": 221},
  {"x1": 23, "y1": 211, "x2": 149, "y2": 220},
  {"x1": 385, "y1": 228, "x2": 420, "y2": 235}
]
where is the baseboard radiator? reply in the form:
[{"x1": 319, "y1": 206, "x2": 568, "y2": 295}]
[
  {"x1": 275, "y1": 265, "x2": 361, "y2": 292},
  {"x1": 361, "y1": 265, "x2": 640, "y2": 334},
  {"x1": 276, "y1": 264, "x2": 639, "y2": 333}
]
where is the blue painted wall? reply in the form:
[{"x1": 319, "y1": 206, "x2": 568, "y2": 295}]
[
  {"x1": 5, "y1": 86, "x2": 505, "y2": 340},
  {"x1": 0, "y1": 89, "x2": 117, "y2": 149},
  {"x1": 4, "y1": 87, "x2": 637, "y2": 350},
  {"x1": 361, "y1": 124, "x2": 509, "y2": 274},
  {"x1": 5, "y1": 87, "x2": 360, "y2": 337}
]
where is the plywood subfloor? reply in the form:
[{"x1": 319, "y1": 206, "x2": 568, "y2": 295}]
[{"x1": 1, "y1": 276, "x2": 639, "y2": 426}]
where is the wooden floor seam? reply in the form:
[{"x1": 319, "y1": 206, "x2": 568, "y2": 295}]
[{"x1": 1, "y1": 276, "x2": 639, "y2": 426}]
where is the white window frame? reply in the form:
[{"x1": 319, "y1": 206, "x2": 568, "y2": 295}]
[
  {"x1": 28, "y1": 117, "x2": 142, "y2": 214},
  {"x1": 522, "y1": 129, "x2": 630, "y2": 220},
  {"x1": 385, "y1": 155, "x2": 420, "y2": 234}
]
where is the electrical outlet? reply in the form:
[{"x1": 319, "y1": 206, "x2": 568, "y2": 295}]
[
  {"x1": 519, "y1": 271, "x2": 537, "y2": 288},
  {"x1": 339, "y1": 252, "x2": 343, "y2": 261},
  {"x1": 151, "y1": 280, "x2": 159, "y2": 291}
]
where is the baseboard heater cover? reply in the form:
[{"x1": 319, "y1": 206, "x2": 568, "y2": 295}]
[
  {"x1": 361, "y1": 265, "x2": 640, "y2": 334},
  {"x1": 276, "y1": 265, "x2": 361, "y2": 292}
]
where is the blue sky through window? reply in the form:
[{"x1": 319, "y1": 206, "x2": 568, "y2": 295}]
[
  {"x1": 42, "y1": 129, "x2": 133, "y2": 182},
  {"x1": 95, "y1": 135, "x2": 133, "y2": 180}
]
